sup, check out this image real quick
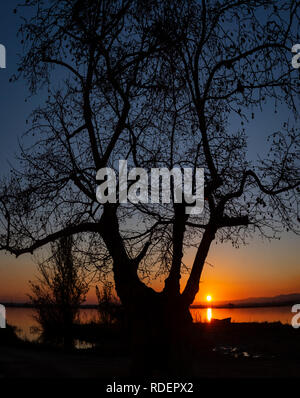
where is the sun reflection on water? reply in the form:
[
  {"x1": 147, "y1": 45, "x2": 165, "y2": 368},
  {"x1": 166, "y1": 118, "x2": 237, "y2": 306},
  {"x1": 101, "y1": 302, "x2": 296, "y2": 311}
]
[{"x1": 207, "y1": 308, "x2": 212, "y2": 322}]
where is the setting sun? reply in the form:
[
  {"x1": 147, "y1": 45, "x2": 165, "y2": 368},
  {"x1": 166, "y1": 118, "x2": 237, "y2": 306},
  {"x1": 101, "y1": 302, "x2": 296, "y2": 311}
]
[{"x1": 206, "y1": 295, "x2": 212, "y2": 302}]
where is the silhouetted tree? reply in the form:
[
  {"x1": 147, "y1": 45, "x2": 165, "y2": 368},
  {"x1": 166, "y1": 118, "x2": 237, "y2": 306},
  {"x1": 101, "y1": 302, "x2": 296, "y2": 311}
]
[
  {"x1": 0, "y1": 0, "x2": 299, "y2": 373},
  {"x1": 28, "y1": 235, "x2": 88, "y2": 349},
  {"x1": 96, "y1": 283, "x2": 121, "y2": 326}
]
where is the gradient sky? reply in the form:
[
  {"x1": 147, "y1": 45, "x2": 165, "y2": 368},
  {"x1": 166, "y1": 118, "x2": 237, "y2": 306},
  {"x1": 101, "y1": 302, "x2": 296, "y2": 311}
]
[{"x1": 0, "y1": 2, "x2": 299, "y2": 304}]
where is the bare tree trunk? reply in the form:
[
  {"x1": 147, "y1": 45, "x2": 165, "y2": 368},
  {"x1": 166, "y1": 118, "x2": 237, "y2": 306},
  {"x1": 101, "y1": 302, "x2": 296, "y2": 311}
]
[
  {"x1": 182, "y1": 226, "x2": 217, "y2": 306},
  {"x1": 128, "y1": 292, "x2": 193, "y2": 376},
  {"x1": 99, "y1": 206, "x2": 211, "y2": 375},
  {"x1": 124, "y1": 227, "x2": 217, "y2": 375}
]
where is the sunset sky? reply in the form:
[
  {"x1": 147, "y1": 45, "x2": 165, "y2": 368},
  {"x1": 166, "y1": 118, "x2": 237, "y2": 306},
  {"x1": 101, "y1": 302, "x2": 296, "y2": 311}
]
[
  {"x1": 0, "y1": 231, "x2": 299, "y2": 304},
  {"x1": 0, "y1": 2, "x2": 299, "y2": 305}
]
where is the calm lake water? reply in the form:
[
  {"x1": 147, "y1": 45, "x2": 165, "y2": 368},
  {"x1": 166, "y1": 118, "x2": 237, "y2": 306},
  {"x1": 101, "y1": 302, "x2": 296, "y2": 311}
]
[
  {"x1": 5, "y1": 306, "x2": 295, "y2": 343},
  {"x1": 190, "y1": 306, "x2": 294, "y2": 324}
]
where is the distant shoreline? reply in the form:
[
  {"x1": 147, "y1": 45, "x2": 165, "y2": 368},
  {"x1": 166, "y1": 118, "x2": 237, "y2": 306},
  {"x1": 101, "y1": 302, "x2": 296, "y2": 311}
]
[
  {"x1": 191, "y1": 301, "x2": 297, "y2": 309},
  {"x1": 1, "y1": 301, "x2": 297, "y2": 309}
]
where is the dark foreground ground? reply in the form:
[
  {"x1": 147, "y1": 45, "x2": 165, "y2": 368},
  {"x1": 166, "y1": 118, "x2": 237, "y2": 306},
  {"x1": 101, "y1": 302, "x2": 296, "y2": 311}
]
[{"x1": 0, "y1": 321, "x2": 299, "y2": 378}]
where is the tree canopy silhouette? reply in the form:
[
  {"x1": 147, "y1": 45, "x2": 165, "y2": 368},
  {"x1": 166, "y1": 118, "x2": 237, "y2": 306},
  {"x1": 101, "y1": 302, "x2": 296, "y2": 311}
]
[{"x1": 0, "y1": 0, "x2": 299, "y2": 370}]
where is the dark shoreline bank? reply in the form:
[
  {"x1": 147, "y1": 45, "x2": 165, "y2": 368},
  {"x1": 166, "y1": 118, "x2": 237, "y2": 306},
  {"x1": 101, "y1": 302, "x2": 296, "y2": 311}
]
[{"x1": 1, "y1": 321, "x2": 299, "y2": 378}]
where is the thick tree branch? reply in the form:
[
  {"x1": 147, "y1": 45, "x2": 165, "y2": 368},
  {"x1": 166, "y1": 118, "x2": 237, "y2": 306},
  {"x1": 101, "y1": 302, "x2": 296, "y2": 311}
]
[
  {"x1": 220, "y1": 169, "x2": 300, "y2": 207},
  {"x1": 163, "y1": 203, "x2": 187, "y2": 296},
  {"x1": 1, "y1": 222, "x2": 101, "y2": 258}
]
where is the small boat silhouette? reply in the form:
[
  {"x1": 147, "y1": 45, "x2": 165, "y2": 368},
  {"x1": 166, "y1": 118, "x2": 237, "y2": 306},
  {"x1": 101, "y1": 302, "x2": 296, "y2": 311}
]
[{"x1": 211, "y1": 317, "x2": 231, "y2": 324}]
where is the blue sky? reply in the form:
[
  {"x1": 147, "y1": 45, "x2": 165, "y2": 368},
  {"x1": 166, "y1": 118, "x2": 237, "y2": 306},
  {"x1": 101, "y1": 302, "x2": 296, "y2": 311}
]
[{"x1": 0, "y1": 1, "x2": 46, "y2": 174}]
